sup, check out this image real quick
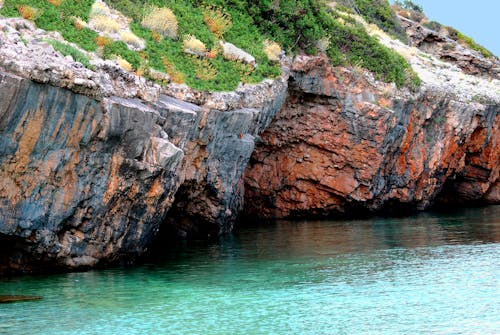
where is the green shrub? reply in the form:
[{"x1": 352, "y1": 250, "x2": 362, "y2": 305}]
[
  {"x1": 45, "y1": 39, "x2": 95, "y2": 70},
  {"x1": 122, "y1": 0, "x2": 281, "y2": 90},
  {"x1": 394, "y1": 0, "x2": 423, "y2": 13},
  {"x1": 422, "y1": 20, "x2": 442, "y2": 32},
  {"x1": 446, "y1": 27, "x2": 493, "y2": 58},
  {"x1": 1, "y1": 0, "x2": 421, "y2": 91},
  {"x1": 392, "y1": 0, "x2": 426, "y2": 22},
  {"x1": 1, "y1": 0, "x2": 98, "y2": 51},
  {"x1": 103, "y1": 40, "x2": 142, "y2": 70},
  {"x1": 353, "y1": 0, "x2": 410, "y2": 44},
  {"x1": 202, "y1": 5, "x2": 232, "y2": 39},
  {"x1": 327, "y1": 20, "x2": 419, "y2": 87},
  {"x1": 206, "y1": 0, "x2": 417, "y2": 87}
]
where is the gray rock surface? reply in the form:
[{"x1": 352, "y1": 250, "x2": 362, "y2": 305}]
[
  {"x1": 398, "y1": 16, "x2": 500, "y2": 79},
  {"x1": 0, "y1": 37, "x2": 288, "y2": 273}
]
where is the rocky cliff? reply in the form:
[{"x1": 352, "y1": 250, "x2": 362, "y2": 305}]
[
  {"x1": 243, "y1": 15, "x2": 499, "y2": 219},
  {"x1": 0, "y1": 72, "x2": 287, "y2": 274},
  {"x1": 0, "y1": 14, "x2": 499, "y2": 274},
  {"x1": 398, "y1": 16, "x2": 500, "y2": 79},
  {"x1": 244, "y1": 55, "x2": 499, "y2": 218},
  {"x1": 0, "y1": 18, "x2": 288, "y2": 274}
]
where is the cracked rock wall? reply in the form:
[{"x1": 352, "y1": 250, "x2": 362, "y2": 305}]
[
  {"x1": 0, "y1": 69, "x2": 288, "y2": 274},
  {"x1": 244, "y1": 56, "x2": 499, "y2": 218}
]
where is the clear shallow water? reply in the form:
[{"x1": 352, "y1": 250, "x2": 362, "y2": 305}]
[{"x1": 1, "y1": 207, "x2": 499, "y2": 335}]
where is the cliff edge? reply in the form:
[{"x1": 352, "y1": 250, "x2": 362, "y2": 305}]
[
  {"x1": 0, "y1": 3, "x2": 498, "y2": 274},
  {"x1": 244, "y1": 54, "x2": 499, "y2": 218},
  {"x1": 0, "y1": 17, "x2": 288, "y2": 274},
  {"x1": 244, "y1": 14, "x2": 498, "y2": 219}
]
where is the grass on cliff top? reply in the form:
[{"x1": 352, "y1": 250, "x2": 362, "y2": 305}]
[
  {"x1": 201, "y1": 0, "x2": 418, "y2": 88},
  {"x1": 124, "y1": 0, "x2": 281, "y2": 90},
  {"x1": 447, "y1": 27, "x2": 494, "y2": 59},
  {"x1": 45, "y1": 39, "x2": 96, "y2": 70},
  {"x1": 423, "y1": 20, "x2": 494, "y2": 58},
  {"x1": 1, "y1": 0, "x2": 420, "y2": 90},
  {"x1": 0, "y1": 0, "x2": 281, "y2": 91},
  {"x1": 1, "y1": 0, "x2": 98, "y2": 51},
  {"x1": 336, "y1": 0, "x2": 410, "y2": 44}
]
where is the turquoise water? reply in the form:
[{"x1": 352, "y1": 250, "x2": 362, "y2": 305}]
[{"x1": 1, "y1": 207, "x2": 499, "y2": 335}]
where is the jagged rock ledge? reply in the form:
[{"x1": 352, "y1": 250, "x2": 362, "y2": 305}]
[{"x1": 398, "y1": 16, "x2": 500, "y2": 79}]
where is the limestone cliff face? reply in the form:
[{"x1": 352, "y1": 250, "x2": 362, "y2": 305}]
[
  {"x1": 0, "y1": 72, "x2": 182, "y2": 273},
  {"x1": 161, "y1": 78, "x2": 288, "y2": 237},
  {"x1": 1, "y1": 15, "x2": 499, "y2": 275},
  {"x1": 0, "y1": 70, "x2": 288, "y2": 274},
  {"x1": 244, "y1": 56, "x2": 499, "y2": 218}
]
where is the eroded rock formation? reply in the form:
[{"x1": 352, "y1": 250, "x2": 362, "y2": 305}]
[
  {"x1": 0, "y1": 73, "x2": 183, "y2": 272},
  {"x1": 0, "y1": 68, "x2": 288, "y2": 274},
  {"x1": 244, "y1": 56, "x2": 499, "y2": 218},
  {"x1": 0, "y1": 16, "x2": 498, "y2": 275}
]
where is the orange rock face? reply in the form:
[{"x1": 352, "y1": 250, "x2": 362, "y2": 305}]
[{"x1": 244, "y1": 56, "x2": 499, "y2": 218}]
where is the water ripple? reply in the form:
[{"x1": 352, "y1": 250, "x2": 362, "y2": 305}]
[{"x1": 1, "y1": 207, "x2": 499, "y2": 334}]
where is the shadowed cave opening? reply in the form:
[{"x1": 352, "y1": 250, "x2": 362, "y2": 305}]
[
  {"x1": 0, "y1": 233, "x2": 39, "y2": 276},
  {"x1": 143, "y1": 181, "x2": 223, "y2": 261}
]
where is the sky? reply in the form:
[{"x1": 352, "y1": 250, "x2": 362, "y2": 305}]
[{"x1": 390, "y1": 0, "x2": 500, "y2": 56}]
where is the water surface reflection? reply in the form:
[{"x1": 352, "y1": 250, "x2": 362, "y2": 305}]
[{"x1": 0, "y1": 206, "x2": 499, "y2": 335}]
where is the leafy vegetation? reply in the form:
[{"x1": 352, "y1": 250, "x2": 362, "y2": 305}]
[
  {"x1": 392, "y1": 0, "x2": 425, "y2": 23},
  {"x1": 102, "y1": 40, "x2": 142, "y2": 69},
  {"x1": 1, "y1": 0, "x2": 421, "y2": 90},
  {"x1": 1, "y1": 0, "x2": 98, "y2": 51},
  {"x1": 203, "y1": 5, "x2": 232, "y2": 39},
  {"x1": 206, "y1": 0, "x2": 417, "y2": 87},
  {"x1": 353, "y1": 0, "x2": 409, "y2": 44},
  {"x1": 16, "y1": 4, "x2": 41, "y2": 20},
  {"x1": 326, "y1": 13, "x2": 420, "y2": 88},
  {"x1": 393, "y1": 1, "x2": 494, "y2": 59},
  {"x1": 44, "y1": 39, "x2": 95, "y2": 70},
  {"x1": 394, "y1": 0, "x2": 423, "y2": 13},
  {"x1": 446, "y1": 27, "x2": 493, "y2": 58}
]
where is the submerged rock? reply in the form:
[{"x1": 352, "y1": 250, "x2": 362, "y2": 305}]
[{"x1": 0, "y1": 295, "x2": 43, "y2": 303}]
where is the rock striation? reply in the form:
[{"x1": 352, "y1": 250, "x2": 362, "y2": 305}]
[
  {"x1": 0, "y1": 15, "x2": 498, "y2": 274},
  {"x1": 244, "y1": 55, "x2": 499, "y2": 218},
  {"x1": 0, "y1": 71, "x2": 288, "y2": 274},
  {"x1": 0, "y1": 18, "x2": 288, "y2": 274}
]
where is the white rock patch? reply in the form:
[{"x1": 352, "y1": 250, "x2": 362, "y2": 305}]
[
  {"x1": 358, "y1": 18, "x2": 500, "y2": 103},
  {"x1": 89, "y1": 0, "x2": 146, "y2": 51},
  {"x1": 219, "y1": 41, "x2": 256, "y2": 67}
]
